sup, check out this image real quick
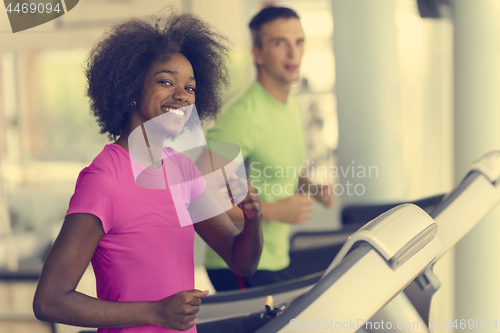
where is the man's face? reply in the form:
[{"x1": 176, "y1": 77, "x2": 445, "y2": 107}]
[{"x1": 253, "y1": 18, "x2": 305, "y2": 85}]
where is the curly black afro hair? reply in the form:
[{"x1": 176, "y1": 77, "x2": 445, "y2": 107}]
[{"x1": 86, "y1": 12, "x2": 230, "y2": 140}]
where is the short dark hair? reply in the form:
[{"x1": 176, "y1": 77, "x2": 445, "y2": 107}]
[
  {"x1": 86, "y1": 12, "x2": 229, "y2": 140},
  {"x1": 249, "y1": 6, "x2": 300, "y2": 48}
]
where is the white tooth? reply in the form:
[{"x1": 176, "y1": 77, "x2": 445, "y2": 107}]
[{"x1": 164, "y1": 107, "x2": 184, "y2": 116}]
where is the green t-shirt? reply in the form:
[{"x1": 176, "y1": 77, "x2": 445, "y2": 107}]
[{"x1": 204, "y1": 82, "x2": 305, "y2": 271}]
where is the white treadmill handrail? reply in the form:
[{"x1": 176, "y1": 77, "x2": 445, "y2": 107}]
[
  {"x1": 432, "y1": 152, "x2": 500, "y2": 262},
  {"x1": 462, "y1": 151, "x2": 500, "y2": 183},
  {"x1": 324, "y1": 204, "x2": 438, "y2": 277},
  {"x1": 255, "y1": 205, "x2": 441, "y2": 333},
  {"x1": 366, "y1": 151, "x2": 500, "y2": 333},
  {"x1": 277, "y1": 241, "x2": 440, "y2": 333}
]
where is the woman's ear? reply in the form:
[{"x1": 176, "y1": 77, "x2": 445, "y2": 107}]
[{"x1": 129, "y1": 98, "x2": 139, "y2": 113}]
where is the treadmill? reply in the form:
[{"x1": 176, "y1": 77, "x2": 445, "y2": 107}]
[
  {"x1": 368, "y1": 151, "x2": 500, "y2": 332},
  {"x1": 197, "y1": 203, "x2": 441, "y2": 332},
  {"x1": 195, "y1": 151, "x2": 500, "y2": 333},
  {"x1": 283, "y1": 194, "x2": 444, "y2": 280}
]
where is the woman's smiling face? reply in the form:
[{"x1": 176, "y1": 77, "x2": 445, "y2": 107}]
[{"x1": 136, "y1": 53, "x2": 196, "y2": 135}]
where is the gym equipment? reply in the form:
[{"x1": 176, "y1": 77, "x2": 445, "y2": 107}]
[{"x1": 197, "y1": 204, "x2": 441, "y2": 333}]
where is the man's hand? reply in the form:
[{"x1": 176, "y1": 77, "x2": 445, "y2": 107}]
[
  {"x1": 271, "y1": 194, "x2": 314, "y2": 224},
  {"x1": 312, "y1": 184, "x2": 335, "y2": 207},
  {"x1": 155, "y1": 289, "x2": 209, "y2": 331},
  {"x1": 298, "y1": 175, "x2": 336, "y2": 208}
]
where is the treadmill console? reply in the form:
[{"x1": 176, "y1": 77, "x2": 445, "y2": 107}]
[{"x1": 324, "y1": 204, "x2": 438, "y2": 274}]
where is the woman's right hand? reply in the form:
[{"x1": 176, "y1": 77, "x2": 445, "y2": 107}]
[{"x1": 154, "y1": 289, "x2": 209, "y2": 331}]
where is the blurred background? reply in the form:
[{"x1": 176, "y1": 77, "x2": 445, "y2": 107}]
[{"x1": 0, "y1": 0, "x2": 499, "y2": 332}]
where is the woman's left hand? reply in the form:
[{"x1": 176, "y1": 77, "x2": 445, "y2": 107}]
[
  {"x1": 221, "y1": 175, "x2": 262, "y2": 223},
  {"x1": 236, "y1": 181, "x2": 262, "y2": 222},
  {"x1": 196, "y1": 175, "x2": 263, "y2": 276}
]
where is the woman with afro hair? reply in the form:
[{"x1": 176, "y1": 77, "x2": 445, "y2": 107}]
[{"x1": 33, "y1": 12, "x2": 263, "y2": 332}]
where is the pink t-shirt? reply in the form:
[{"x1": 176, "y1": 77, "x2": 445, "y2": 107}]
[{"x1": 66, "y1": 144, "x2": 206, "y2": 332}]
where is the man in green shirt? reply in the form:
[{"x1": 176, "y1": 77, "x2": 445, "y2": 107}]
[{"x1": 204, "y1": 6, "x2": 334, "y2": 291}]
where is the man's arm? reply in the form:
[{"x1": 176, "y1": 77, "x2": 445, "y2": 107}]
[
  {"x1": 34, "y1": 213, "x2": 207, "y2": 331},
  {"x1": 298, "y1": 175, "x2": 336, "y2": 208},
  {"x1": 225, "y1": 194, "x2": 314, "y2": 225}
]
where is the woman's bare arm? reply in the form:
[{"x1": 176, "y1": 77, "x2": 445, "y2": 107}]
[{"x1": 33, "y1": 213, "x2": 204, "y2": 331}]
